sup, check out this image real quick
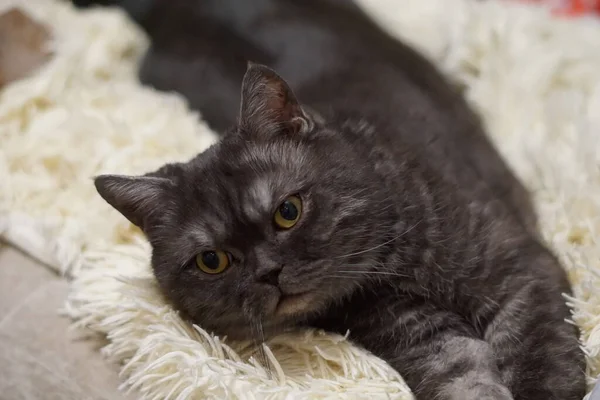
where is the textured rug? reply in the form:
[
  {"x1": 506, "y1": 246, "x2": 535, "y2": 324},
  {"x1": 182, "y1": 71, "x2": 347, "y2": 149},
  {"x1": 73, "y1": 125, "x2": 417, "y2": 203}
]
[{"x1": 0, "y1": 0, "x2": 599, "y2": 398}]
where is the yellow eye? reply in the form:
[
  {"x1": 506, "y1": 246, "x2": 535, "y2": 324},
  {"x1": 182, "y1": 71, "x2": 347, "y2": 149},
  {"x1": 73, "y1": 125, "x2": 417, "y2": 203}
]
[
  {"x1": 274, "y1": 195, "x2": 302, "y2": 229},
  {"x1": 196, "y1": 250, "x2": 230, "y2": 274}
]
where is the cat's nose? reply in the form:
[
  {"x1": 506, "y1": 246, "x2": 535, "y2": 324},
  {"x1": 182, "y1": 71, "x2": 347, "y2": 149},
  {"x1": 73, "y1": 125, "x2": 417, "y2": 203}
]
[{"x1": 256, "y1": 265, "x2": 283, "y2": 286}]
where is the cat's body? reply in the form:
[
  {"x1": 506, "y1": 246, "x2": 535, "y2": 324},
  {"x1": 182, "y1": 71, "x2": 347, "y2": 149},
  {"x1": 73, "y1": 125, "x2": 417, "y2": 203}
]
[{"x1": 94, "y1": 0, "x2": 586, "y2": 399}]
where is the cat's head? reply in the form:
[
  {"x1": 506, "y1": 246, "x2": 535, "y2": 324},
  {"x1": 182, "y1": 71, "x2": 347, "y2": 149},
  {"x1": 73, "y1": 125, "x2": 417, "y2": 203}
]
[{"x1": 94, "y1": 64, "x2": 399, "y2": 339}]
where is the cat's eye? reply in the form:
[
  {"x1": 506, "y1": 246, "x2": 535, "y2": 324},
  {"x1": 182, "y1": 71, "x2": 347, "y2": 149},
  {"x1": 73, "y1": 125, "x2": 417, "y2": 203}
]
[
  {"x1": 274, "y1": 195, "x2": 302, "y2": 229},
  {"x1": 196, "y1": 250, "x2": 230, "y2": 274}
]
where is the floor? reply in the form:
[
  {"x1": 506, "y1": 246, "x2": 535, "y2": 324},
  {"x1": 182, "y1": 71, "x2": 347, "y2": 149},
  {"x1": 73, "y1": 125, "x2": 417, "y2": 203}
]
[{"x1": 0, "y1": 245, "x2": 129, "y2": 400}]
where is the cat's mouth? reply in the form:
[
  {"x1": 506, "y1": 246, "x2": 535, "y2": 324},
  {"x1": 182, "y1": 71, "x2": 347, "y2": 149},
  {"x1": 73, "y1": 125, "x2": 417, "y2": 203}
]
[{"x1": 274, "y1": 291, "x2": 315, "y2": 317}]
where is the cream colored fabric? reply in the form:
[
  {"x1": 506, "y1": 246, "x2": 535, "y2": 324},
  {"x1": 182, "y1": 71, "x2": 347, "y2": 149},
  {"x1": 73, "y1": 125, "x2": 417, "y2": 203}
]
[{"x1": 0, "y1": 0, "x2": 598, "y2": 398}]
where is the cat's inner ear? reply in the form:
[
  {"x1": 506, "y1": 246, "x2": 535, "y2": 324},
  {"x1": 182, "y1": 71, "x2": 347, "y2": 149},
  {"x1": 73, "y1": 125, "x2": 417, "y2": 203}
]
[
  {"x1": 239, "y1": 63, "x2": 312, "y2": 135},
  {"x1": 94, "y1": 174, "x2": 173, "y2": 231}
]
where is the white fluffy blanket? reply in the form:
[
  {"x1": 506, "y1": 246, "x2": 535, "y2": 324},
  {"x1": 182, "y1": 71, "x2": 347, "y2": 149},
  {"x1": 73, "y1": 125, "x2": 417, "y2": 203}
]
[{"x1": 0, "y1": 0, "x2": 599, "y2": 398}]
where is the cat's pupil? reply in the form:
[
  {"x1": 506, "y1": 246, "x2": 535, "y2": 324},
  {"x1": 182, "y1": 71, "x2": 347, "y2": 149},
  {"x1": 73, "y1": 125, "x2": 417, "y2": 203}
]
[
  {"x1": 201, "y1": 251, "x2": 219, "y2": 269},
  {"x1": 279, "y1": 200, "x2": 298, "y2": 221}
]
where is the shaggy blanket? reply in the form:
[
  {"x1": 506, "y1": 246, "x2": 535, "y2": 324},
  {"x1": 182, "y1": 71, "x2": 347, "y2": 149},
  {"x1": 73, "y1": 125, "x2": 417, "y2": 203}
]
[{"x1": 0, "y1": 0, "x2": 598, "y2": 398}]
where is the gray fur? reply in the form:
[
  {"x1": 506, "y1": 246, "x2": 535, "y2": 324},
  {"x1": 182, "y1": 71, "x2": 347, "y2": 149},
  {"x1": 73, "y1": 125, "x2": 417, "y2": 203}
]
[{"x1": 93, "y1": 0, "x2": 586, "y2": 398}]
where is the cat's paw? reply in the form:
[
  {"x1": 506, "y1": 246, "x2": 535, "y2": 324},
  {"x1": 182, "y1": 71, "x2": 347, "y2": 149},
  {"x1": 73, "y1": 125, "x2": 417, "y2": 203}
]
[{"x1": 440, "y1": 374, "x2": 514, "y2": 400}]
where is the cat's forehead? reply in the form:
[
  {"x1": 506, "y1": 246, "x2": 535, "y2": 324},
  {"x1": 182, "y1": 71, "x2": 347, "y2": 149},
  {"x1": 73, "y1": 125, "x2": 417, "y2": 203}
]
[
  {"x1": 237, "y1": 170, "x2": 303, "y2": 221},
  {"x1": 212, "y1": 137, "x2": 310, "y2": 190},
  {"x1": 189, "y1": 139, "x2": 311, "y2": 235},
  {"x1": 224, "y1": 136, "x2": 310, "y2": 172},
  {"x1": 243, "y1": 177, "x2": 274, "y2": 219},
  {"x1": 185, "y1": 174, "x2": 299, "y2": 247}
]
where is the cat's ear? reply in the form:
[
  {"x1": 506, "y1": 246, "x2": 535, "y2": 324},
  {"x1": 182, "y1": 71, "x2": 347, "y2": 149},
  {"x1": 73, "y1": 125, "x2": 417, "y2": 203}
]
[
  {"x1": 239, "y1": 63, "x2": 315, "y2": 136},
  {"x1": 94, "y1": 174, "x2": 174, "y2": 231}
]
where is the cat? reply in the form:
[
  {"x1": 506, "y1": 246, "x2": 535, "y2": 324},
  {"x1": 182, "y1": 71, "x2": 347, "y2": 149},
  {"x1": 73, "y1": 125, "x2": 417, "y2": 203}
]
[{"x1": 93, "y1": 0, "x2": 586, "y2": 398}]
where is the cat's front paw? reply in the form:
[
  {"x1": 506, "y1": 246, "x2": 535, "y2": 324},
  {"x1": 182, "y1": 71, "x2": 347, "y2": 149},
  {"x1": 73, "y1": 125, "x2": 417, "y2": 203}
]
[{"x1": 440, "y1": 374, "x2": 514, "y2": 400}]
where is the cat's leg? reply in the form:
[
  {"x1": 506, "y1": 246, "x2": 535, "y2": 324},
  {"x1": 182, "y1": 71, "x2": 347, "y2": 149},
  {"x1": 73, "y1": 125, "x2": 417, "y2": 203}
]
[
  {"x1": 483, "y1": 255, "x2": 586, "y2": 400},
  {"x1": 390, "y1": 326, "x2": 514, "y2": 400},
  {"x1": 348, "y1": 302, "x2": 513, "y2": 400}
]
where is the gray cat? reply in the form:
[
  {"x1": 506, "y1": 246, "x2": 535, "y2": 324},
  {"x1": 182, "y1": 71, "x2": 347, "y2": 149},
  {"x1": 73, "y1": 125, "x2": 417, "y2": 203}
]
[{"x1": 94, "y1": 0, "x2": 586, "y2": 399}]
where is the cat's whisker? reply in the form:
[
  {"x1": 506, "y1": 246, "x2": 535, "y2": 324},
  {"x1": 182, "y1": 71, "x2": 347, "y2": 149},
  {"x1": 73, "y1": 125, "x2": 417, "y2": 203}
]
[
  {"x1": 338, "y1": 270, "x2": 400, "y2": 274},
  {"x1": 333, "y1": 235, "x2": 400, "y2": 259},
  {"x1": 337, "y1": 270, "x2": 411, "y2": 278},
  {"x1": 251, "y1": 318, "x2": 272, "y2": 378},
  {"x1": 334, "y1": 219, "x2": 423, "y2": 260}
]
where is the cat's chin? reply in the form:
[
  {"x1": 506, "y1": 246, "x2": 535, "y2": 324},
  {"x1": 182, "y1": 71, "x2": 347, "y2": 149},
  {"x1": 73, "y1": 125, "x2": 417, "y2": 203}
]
[{"x1": 273, "y1": 291, "x2": 317, "y2": 318}]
